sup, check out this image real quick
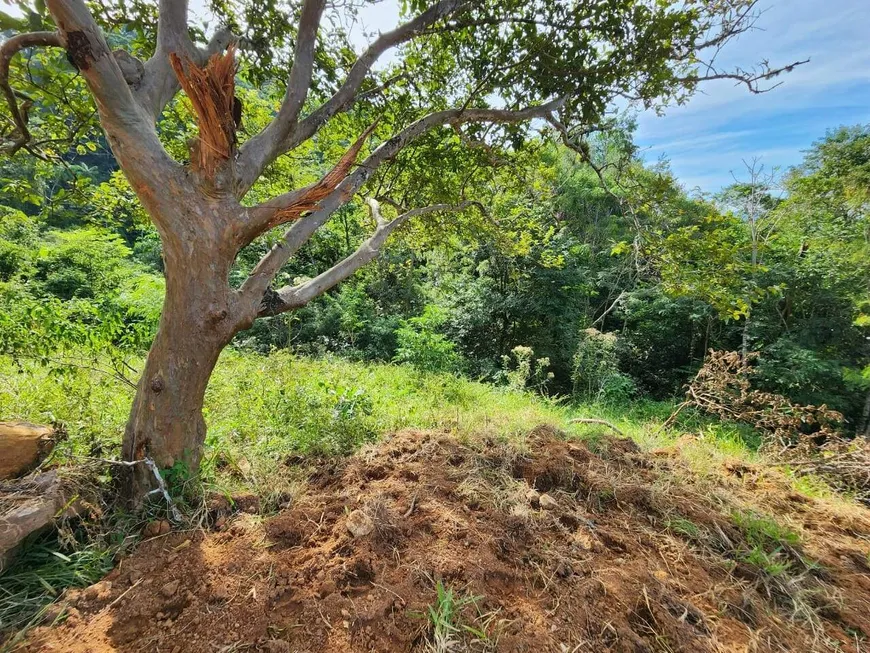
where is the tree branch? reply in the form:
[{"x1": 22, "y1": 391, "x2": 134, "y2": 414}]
[
  {"x1": 44, "y1": 0, "x2": 187, "y2": 231},
  {"x1": 0, "y1": 31, "x2": 62, "y2": 155},
  {"x1": 684, "y1": 58, "x2": 810, "y2": 94},
  {"x1": 259, "y1": 199, "x2": 478, "y2": 316},
  {"x1": 235, "y1": 0, "x2": 469, "y2": 196},
  {"x1": 231, "y1": 0, "x2": 325, "y2": 191},
  {"x1": 238, "y1": 96, "x2": 564, "y2": 316},
  {"x1": 138, "y1": 0, "x2": 235, "y2": 121},
  {"x1": 238, "y1": 120, "x2": 378, "y2": 246}
]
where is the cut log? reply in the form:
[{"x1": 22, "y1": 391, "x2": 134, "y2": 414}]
[
  {"x1": 0, "y1": 421, "x2": 56, "y2": 479},
  {"x1": 0, "y1": 470, "x2": 74, "y2": 571}
]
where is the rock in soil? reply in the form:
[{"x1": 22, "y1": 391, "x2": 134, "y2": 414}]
[
  {"x1": 345, "y1": 509, "x2": 374, "y2": 538},
  {"x1": 539, "y1": 492, "x2": 558, "y2": 510}
]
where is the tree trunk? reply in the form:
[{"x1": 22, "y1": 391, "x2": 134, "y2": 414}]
[
  {"x1": 121, "y1": 223, "x2": 242, "y2": 500},
  {"x1": 859, "y1": 387, "x2": 870, "y2": 439},
  {"x1": 740, "y1": 312, "x2": 751, "y2": 361}
]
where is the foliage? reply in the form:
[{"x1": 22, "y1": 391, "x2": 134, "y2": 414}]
[
  {"x1": 572, "y1": 328, "x2": 622, "y2": 401},
  {"x1": 395, "y1": 305, "x2": 463, "y2": 374},
  {"x1": 499, "y1": 345, "x2": 552, "y2": 393},
  {"x1": 423, "y1": 580, "x2": 491, "y2": 653}
]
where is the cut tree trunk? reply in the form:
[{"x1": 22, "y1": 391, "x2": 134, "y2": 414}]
[
  {"x1": 0, "y1": 422, "x2": 56, "y2": 480},
  {"x1": 0, "y1": 471, "x2": 75, "y2": 570}
]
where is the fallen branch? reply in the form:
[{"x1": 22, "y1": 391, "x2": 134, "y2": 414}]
[{"x1": 568, "y1": 418, "x2": 625, "y2": 437}]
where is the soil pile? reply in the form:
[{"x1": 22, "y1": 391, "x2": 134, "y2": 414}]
[{"x1": 22, "y1": 426, "x2": 870, "y2": 652}]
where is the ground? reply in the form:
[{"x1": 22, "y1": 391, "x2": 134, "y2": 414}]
[{"x1": 15, "y1": 426, "x2": 870, "y2": 652}]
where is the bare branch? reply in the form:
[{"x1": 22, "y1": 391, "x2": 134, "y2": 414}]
[
  {"x1": 259, "y1": 199, "x2": 478, "y2": 316},
  {"x1": 687, "y1": 58, "x2": 810, "y2": 94},
  {"x1": 0, "y1": 31, "x2": 62, "y2": 155},
  {"x1": 235, "y1": 0, "x2": 469, "y2": 196},
  {"x1": 44, "y1": 0, "x2": 187, "y2": 230},
  {"x1": 238, "y1": 96, "x2": 564, "y2": 316}
]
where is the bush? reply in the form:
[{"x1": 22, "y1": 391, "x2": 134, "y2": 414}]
[
  {"x1": 499, "y1": 345, "x2": 553, "y2": 392},
  {"x1": 0, "y1": 208, "x2": 38, "y2": 281},
  {"x1": 395, "y1": 306, "x2": 463, "y2": 373}
]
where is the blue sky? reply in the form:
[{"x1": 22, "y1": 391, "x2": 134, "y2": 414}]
[{"x1": 633, "y1": 0, "x2": 870, "y2": 193}]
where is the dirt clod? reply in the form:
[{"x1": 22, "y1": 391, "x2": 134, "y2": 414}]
[{"x1": 160, "y1": 580, "x2": 179, "y2": 598}]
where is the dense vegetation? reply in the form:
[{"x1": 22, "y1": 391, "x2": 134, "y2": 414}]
[{"x1": 2, "y1": 120, "x2": 868, "y2": 432}]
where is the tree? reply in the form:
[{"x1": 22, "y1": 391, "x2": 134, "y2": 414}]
[
  {"x1": 1, "y1": 0, "x2": 804, "y2": 499},
  {"x1": 718, "y1": 159, "x2": 782, "y2": 359}
]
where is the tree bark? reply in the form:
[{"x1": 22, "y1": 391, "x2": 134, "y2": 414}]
[{"x1": 121, "y1": 216, "x2": 243, "y2": 499}]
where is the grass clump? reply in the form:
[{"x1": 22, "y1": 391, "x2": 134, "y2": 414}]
[
  {"x1": 422, "y1": 580, "x2": 497, "y2": 653},
  {"x1": 731, "y1": 509, "x2": 800, "y2": 551},
  {"x1": 664, "y1": 516, "x2": 703, "y2": 541},
  {"x1": 0, "y1": 528, "x2": 124, "y2": 647},
  {"x1": 730, "y1": 509, "x2": 804, "y2": 578}
]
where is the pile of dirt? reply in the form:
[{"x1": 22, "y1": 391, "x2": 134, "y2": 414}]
[{"x1": 20, "y1": 426, "x2": 870, "y2": 652}]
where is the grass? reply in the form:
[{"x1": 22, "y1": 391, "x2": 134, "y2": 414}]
[
  {"x1": 731, "y1": 509, "x2": 801, "y2": 551},
  {"x1": 0, "y1": 348, "x2": 860, "y2": 646},
  {"x1": 0, "y1": 349, "x2": 566, "y2": 467},
  {"x1": 422, "y1": 580, "x2": 496, "y2": 653},
  {"x1": 0, "y1": 529, "x2": 121, "y2": 647}
]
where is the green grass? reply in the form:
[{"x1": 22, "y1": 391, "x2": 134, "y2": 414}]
[
  {"x1": 730, "y1": 509, "x2": 803, "y2": 577},
  {"x1": 422, "y1": 580, "x2": 495, "y2": 653},
  {"x1": 0, "y1": 530, "x2": 121, "y2": 647},
  {"x1": 664, "y1": 516, "x2": 703, "y2": 540},
  {"x1": 731, "y1": 509, "x2": 801, "y2": 550},
  {"x1": 0, "y1": 349, "x2": 852, "y2": 645},
  {"x1": 0, "y1": 350, "x2": 567, "y2": 467}
]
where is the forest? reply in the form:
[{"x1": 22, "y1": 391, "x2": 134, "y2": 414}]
[{"x1": 0, "y1": 1, "x2": 869, "y2": 652}]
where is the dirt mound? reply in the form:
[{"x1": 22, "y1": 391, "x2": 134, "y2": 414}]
[{"x1": 21, "y1": 427, "x2": 870, "y2": 652}]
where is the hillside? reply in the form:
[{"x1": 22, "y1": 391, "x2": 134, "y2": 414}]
[{"x1": 2, "y1": 354, "x2": 869, "y2": 652}]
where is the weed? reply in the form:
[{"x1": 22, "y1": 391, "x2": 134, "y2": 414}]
[
  {"x1": 664, "y1": 516, "x2": 702, "y2": 541},
  {"x1": 731, "y1": 510, "x2": 800, "y2": 550},
  {"x1": 421, "y1": 580, "x2": 496, "y2": 653}
]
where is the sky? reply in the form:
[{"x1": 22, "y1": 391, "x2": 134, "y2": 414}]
[
  {"x1": 348, "y1": 0, "x2": 870, "y2": 194},
  {"x1": 632, "y1": 0, "x2": 870, "y2": 193}
]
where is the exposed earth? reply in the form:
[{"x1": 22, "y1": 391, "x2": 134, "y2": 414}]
[{"x1": 18, "y1": 426, "x2": 870, "y2": 652}]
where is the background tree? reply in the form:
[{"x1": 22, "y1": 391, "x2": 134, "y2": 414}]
[{"x1": 1, "y1": 0, "x2": 804, "y2": 498}]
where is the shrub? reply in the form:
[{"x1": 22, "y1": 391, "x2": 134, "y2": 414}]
[
  {"x1": 572, "y1": 328, "x2": 621, "y2": 401},
  {"x1": 499, "y1": 345, "x2": 553, "y2": 392},
  {"x1": 395, "y1": 306, "x2": 463, "y2": 373}
]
